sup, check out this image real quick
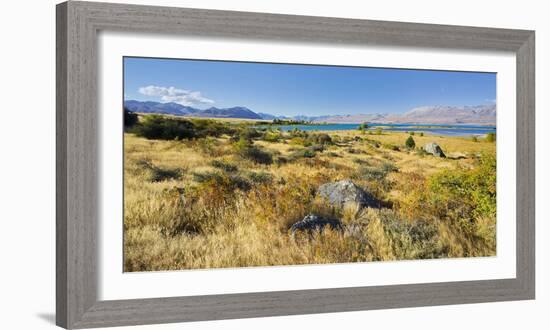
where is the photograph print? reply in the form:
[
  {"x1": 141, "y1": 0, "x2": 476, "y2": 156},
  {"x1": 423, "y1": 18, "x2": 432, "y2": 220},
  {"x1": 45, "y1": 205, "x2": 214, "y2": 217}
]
[{"x1": 123, "y1": 57, "x2": 497, "y2": 272}]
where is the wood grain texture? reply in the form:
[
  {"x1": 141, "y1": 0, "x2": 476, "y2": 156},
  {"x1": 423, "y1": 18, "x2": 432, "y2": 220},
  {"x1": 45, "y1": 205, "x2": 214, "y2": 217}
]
[
  {"x1": 57, "y1": 1, "x2": 99, "y2": 327},
  {"x1": 515, "y1": 32, "x2": 536, "y2": 297},
  {"x1": 56, "y1": 3, "x2": 68, "y2": 328},
  {"x1": 56, "y1": 1, "x2": 535, "y2": 328}
]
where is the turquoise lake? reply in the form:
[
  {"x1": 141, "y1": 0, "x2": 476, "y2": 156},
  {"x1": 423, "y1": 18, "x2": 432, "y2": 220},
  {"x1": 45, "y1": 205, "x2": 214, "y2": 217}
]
[{"x1": 260, "y1": 123, "x2": 496, "y2": 137}]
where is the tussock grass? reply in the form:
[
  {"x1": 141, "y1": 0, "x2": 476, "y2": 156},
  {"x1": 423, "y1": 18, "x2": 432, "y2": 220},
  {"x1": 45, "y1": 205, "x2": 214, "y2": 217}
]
[{"x1": 124, "y1": 115, "x2": 496, "y2": 271}]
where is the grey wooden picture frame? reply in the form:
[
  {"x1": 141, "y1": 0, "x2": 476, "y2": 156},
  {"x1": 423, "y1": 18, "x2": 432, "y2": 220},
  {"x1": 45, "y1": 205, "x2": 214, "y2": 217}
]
[{"x1": 56, "y1": 1, "x2": 535, "y2": 328}]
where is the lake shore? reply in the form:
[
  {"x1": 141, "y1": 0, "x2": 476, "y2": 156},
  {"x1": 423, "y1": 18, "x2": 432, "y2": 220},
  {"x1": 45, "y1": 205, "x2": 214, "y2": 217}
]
[{"x1": 257, "y1": 123, "x2": 496, "y2": 137}]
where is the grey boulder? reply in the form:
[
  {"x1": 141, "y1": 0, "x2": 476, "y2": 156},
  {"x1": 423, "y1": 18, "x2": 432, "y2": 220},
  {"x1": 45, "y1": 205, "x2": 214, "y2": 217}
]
[
  {"x1": 290, "y1": 214, "x2": 342, "y2": 234},
  {"x1": 423, "y1": 142, "x2": 446, "y2": 158},
  {"x1": 317, "y1": 179, "x2": 379, "y2": 209}
]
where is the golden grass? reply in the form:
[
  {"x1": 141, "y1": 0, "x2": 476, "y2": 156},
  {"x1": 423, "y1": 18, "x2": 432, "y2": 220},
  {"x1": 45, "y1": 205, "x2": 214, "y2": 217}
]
[{"x1": 123, "y1": 126, "x2": 496, "y2": 271}]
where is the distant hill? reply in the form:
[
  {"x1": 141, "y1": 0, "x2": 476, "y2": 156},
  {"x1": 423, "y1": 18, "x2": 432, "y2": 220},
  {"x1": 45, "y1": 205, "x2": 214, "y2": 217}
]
[
  {"x1": 123, "y1": 100, "x2": 200, "y2": 116},
  {"x1": 398, "y1": 105, "x2": 496, "y2": 124},
  {"x1": 312, "y1": 104, "x2": 496, "y2": 125},
  {"x1": 311, "y1": 113, "x2": 389, "y2": 124},
  {"x1": 188, "y1": 106, "x2": 262, "y2": 119},
  {"x1": 124, "y1": 100, "x2": 496, "y2": 125},
  {"x1": 124, "y1": 100, "x2": 261, "y2": 119}
]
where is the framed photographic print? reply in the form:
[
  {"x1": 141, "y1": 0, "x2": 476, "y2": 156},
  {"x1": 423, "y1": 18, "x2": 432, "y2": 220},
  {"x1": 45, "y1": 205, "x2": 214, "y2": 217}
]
[{"x1": 56, "y1": 1, "x2": 535, "y2": 328}]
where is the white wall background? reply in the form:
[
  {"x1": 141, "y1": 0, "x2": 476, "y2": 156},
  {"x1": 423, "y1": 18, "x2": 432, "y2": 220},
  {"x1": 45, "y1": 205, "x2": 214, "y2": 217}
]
[{"x1": 0, "y1": 0, "x2": 547, "y2": 329}]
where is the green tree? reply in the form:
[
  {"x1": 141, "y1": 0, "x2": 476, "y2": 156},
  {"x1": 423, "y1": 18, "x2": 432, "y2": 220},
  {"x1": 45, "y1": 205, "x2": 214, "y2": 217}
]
[
  {"x1": 405, "y1": 135, "x2": 416, "y2": 149},
  {"x1": 486, "y1": 132, "x2": 496, "y2": 142}
]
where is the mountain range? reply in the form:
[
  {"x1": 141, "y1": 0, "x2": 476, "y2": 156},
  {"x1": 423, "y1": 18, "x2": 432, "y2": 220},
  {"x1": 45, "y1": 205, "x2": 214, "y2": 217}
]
[
  {"x1": 312, "y1": 105, "x2": 496, "y2": 125},
  {"x1": 123, "y1": 100, "x2": 262, "y2": 119},
  {"x1": 124, "y1": 100, "x2": 496, "y2": 125}
]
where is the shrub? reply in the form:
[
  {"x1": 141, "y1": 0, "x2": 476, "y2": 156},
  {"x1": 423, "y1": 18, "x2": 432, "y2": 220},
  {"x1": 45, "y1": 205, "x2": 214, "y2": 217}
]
[
  {"x1": 246, "y1": 171, "x2": 273, "y2": 184},
  {"x1": 228, "y1": 134, "x2": 241, "y2": 143},
  {"x1": 210, "y1": 160, "x2": 238, "y2": 172},
  {"x1": 241, "y1": 146, "x2": 273, "y2": 165},
  {"x1": 224, "y1": 175, "x2": 251, "y2": 191},
  {"x1": 382, "y1": 143, "x2": 400, "y2": 151},
  {"x1": 427, "y1": 153, "x2": 496, "y2": 221},
  {"x1": 486, "y1": 132, "x2": 496, "y2": 142},
  {"x1": 471, "y1": 136, "x2": 478, "y2": 142},
  {"x1": 137, "y1": 160, "x2": 183, "y2": 182},
  {"x1": 405, "y1": 135, "x2": 416, "y2": 149},
  {"x1": 302, "y1": 149, "x2": 317, "y2": 158},
  {"x1": 390, "y1": 154, "x2": 497, "y2": 256},
  {"x1": 358, "y1": 166, "x2": 389, "y2": 181},
  {"x1": 131, "y1": 115, "x2": 236, "y2": 140},
  {"x1": 240, "y1": 127, "x2": 262, "y2": 140},
  {"x1": 275, "y1": 156, "x2": 289, "y2": 165},
  {"x1": 355, "y1": 161, "x2": 397, "y2": 181},
  {"x1": 192, "y1": 171, "x2": 221, "y2": 183},
  {"x1": 419, "y1": 132, "x2": 424, "y2": 137},
  {"x1": 410, "y1": 131, "x2": 415, "y2": 136},
  {"x1": 352, "y1": 158, "x2": 368, "y2": 165},
  {"x1": 194, "y1": 137, "x2": 226, "y2": 157},
  {"x1": 124, "y1": 108, "x2": 138, "y2": 127},
  {"x1": 289, "y1": 148, "x2": 316, "y2": 160},
  {"x1": 289, "y1": 137, "x2": 310, "y2": 146},
  {"x1": 192, "y1": 118, "x2": 236, "y2": 137},
  {"x1": 358, "y1": 166, "x2": 387, "y2": 181},
  {"x1": 233, "y1": 136, "x2": 253, "y2": 151},
  {"x1": 263, "y1": 130, "x2": 281, "y2": 142},
  {"x1": 289, "y1": 128, "x2": 308, "y2": 138},
  {"x1": 381, "y1": 162, "x2": 398, "y2": 173},
  {"x1": 364, "y1": 139, "x2": 381, "y2": 148},
  {"x1": 375, "y1": 128, "x2": 383, "y2": 135},
  {"x1": 232, "y1": 136, "x2": 273, "y2": 164},
  {"x1": 132, "y1": 115, "x2": 195, "y2": 140},
  {"x1": 192, "y1": 171, "x2": 251, "y2": 191},
  {"x1": 149, "y1": 167, "x2": 182, "y2": 182}
]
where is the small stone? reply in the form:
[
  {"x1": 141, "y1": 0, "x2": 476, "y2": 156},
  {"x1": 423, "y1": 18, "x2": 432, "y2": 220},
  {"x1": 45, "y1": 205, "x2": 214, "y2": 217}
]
[{"x1": 290, "y1": 214, "x2": 342, "y2": 234}]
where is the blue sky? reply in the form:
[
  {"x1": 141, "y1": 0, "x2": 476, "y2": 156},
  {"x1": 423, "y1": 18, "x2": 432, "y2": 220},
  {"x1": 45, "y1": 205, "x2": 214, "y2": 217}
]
[{"x1": 124, "y1": 57, "x2": 496, "y2": 117}]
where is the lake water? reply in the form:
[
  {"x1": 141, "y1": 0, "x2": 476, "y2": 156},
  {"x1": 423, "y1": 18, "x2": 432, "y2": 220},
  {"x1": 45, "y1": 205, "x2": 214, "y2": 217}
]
[{"x1": 262, "y1": 123, "x2": 496, "y2": 137}]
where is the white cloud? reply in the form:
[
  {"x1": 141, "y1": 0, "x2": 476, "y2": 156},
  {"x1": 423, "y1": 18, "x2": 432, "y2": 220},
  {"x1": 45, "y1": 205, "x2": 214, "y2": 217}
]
[{"x1": 138, "y1": 85, "x2": 214, "y2": 106}]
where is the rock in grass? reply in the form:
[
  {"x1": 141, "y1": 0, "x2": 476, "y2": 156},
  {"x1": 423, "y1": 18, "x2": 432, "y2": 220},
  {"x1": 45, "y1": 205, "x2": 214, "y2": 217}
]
[
  {"x1": 290, "y1": 214, "x2": 342, "y2": 234},
  {"x1": 423, "y1": 142, "x2": 446, "y2": 158},
  {"x1": 317, "y1": 179, "x2": 380, "y2": 209}
]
